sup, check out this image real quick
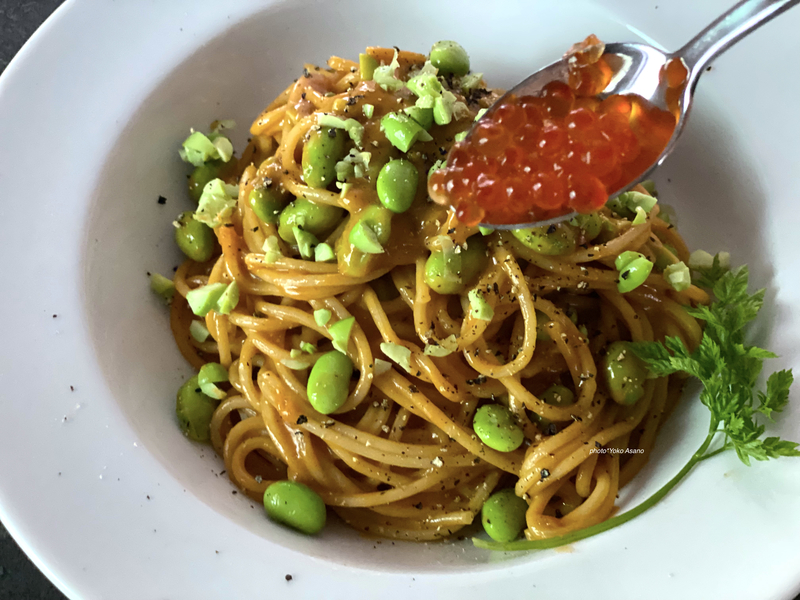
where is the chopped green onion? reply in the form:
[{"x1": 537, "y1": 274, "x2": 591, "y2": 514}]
[
  {"x1": 150, "y1": 273, "x2": 175, "y2": 303},
  {"x1": 380, "y1": 113, "x2": 433, "y2": 152},
  {"x1": 198, "y1": 362, "x2": 228, "y2": 400},
  {"x1": 454, "y1": 131, "x2": 468, "y2": 142},
  {"x1": 300, "y1": 341, "x2": 316, "y2": 354},
  {"x1": 688, "y1": 250, "x2": 714, "y2": 270},
  {"x1": 458, "y1": 72, "x2": 484, "y2": 92},
  {"x1": 318, "y1": 114, "x2": 365, "y2": 149},
  {"x1": 468, "y1": 289, "x2": 494, "y2": 321},
  {"x1": 290, "y1": 349, "x2": 303, "y2": 359},
  {"x1": 423, "y1": 334, "x2": 458, "y2": 357},
  {"x1": 335, "y1": 149, "x2": 371, "y2": 182},
  {"x1": 478, "y1": 226, "x2": 494, "y2": 236},
  {"x1": 314, "y1": 242, "x2": 336, "y2": 263},
  {"x1": 329, "y1": 316, "x2": 355, "y2": 354},
  {"x1": 263, "y1": 236, "x2": 282, "y2": 263},
  {"x1": 349, "y1": 220, "x2": 384, "y2": 254},
  {"x1": 474, "y1": 108, "x2": 488, "y2": 121},
  {"x1": 314, "y1": 308, "x2": 332, "y2": 328},
  {"x1": 359, "y1": 53, "x2": 378, "y2": 80},
  {"x1": 211, "y1": 119, "x2": 236, "y2": 132},
  {"x1": 380, "y1": 342, "x2": 412, "y2": 372},
  {"x1": 607, "y1": 191, "x2": 657, "y2": 219},
  {"x1": 292, "y1": 226, "x2": 318, "y2": 259},
  {"x1": 632, "y1": 205, "x2": 647, "y2": 225},
  {"x1": 179, "y1": 131, "x2": 233, "y2": 167},
  {"x1": 362, "y1": 103, "x2": 375, "y2": 119},
  {"x1": 194, "y1": 178, "x2": 238, "y2": 227},
  {"x1": 216, "y1": 281, "x2": 239, "y2": 315},
  {"x1": 373, "y1": 358, "x2": 392, "y2": 376},
  {"x1": 189, "y1": 320, "x2": 210, "y2": 343},
  {"x1": 186, "y1": 282, "x2": 227, "y2": 317},
  {"x1": 281, "y1": 358, "x2": 311, "y2": 370},
  {"x1": 406, "y1": 72, "x2": 442, "y2": 99},
  {"x1": 372, "y1": 50, "x2": 404, "y2": 91},
  {"x1": 403, "y1": 106, "x2": 434, "y2": 130},
  {"x1": 664, "y1": 261, "x2": 691, "y2": 291}
]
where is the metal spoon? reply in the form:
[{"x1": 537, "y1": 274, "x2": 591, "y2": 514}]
[{"x1": 479, "y1": 0, "x2": 800, "y2": 230}]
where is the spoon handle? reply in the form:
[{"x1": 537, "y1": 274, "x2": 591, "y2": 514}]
[{"x1": 677, "y1": 0, "x2": 800, "y2": 73}]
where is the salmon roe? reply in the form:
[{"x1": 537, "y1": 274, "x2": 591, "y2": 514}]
[{"x1": 429, "y1": 35, "x2": 684, "y2": 227}]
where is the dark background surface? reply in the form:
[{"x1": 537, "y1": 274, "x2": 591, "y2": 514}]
[
  {"x1": 1, "y1": 2, "x2": 799, "y2": 600},
  {"x1": 0, "y1": 3, "x2": 69, "y2": 598}
]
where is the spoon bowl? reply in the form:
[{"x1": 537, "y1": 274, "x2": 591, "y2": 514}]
[{"x1": 475, "y1": 0, "x2": 799, "y2": 230}]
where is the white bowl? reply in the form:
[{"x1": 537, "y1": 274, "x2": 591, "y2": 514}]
[{"x1": 2, "y1": 0, "x2": 800, "y2": 598}]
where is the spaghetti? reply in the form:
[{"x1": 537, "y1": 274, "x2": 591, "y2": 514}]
[{"x1": 167, "y1": 43, "x2": 707, "y2": 543}]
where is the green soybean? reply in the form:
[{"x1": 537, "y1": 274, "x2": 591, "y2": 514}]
[
  {"x1": 424, "y1": 235, "x2": 489, "y2": 295},
  {"x1": 188, "y1": 161, "x2": 221, "y2": 203},
  {"x1": 481, "y1": 489, "x2": 528, "y2": 543},
  {"x1": 176, "y1": 375, "x2": 217, "y2": 442},
  {"x1": 175, "y1": 211, "x2": 215, "y2": 262},
  {"x1": 512, "y1": 223, "x2": 577, "y2": 255},
  {"x1": 430, "y1": 40, "x2": 470, "y2": 76},
  {"x1": 307, "y1": 350, "x2": 353, "y2": 414},
  {"x1": 278, "y1": 198, "x2": 344, "y2": 244},
  {"x1": 569, "y1": 212, "x2": 603, "y2": 242},
  {"x1": 603, "y1": 341, "x2": 648, "y2": 405},
  {"x1": 535, "y1": 310, "x2": 553, "y2": 341},
  {"x1": 615, "y1": 251, "x2": 654, "y2": 293},
  {"x1": 198, "y1": 362, "x2": 228, "y2": 400},
  {"x1": 473, "y1": 404, "x2": 524, "y2": 452},
  {"x1": 249, "y1": 187, "x2": 288, "y2": 224},
  {"x1": 263, "y1": 480, "x2": 327, "y2": 535},
  {"x1": 377, "y1": 159, "x2": 419, "y2": 214},
  {"x1": 302, "y1": 127, "x2": 347, "y2": 189},
  {"x1": 541, "y1": 384, "x2": 575, "y2": 407}
]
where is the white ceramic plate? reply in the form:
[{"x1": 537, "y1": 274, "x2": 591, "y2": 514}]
[{"x1": 2, "y1": 0, "x2": 800, "y2": 598}]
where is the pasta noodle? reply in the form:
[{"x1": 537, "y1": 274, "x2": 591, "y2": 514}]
[{"x1": 169, "y1": 45, "x2": 708, "y2": 543}]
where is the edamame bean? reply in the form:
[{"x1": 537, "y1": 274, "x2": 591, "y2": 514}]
[
  {"x1": 307, "y1": 350, "x2": 354, "y2": 414},
  {"x1": 278, "y1": 198, "x2": 344, "y2": 244},
  {"x1": 302, "y1": 127, "x2": 347, "y2": 189},
  {"x1": 512, "y1": 223, "x2": 577, "y2": 255},
  {"x1": 249, "y1": 187, "x2": 289, "y2": 224},
  {"x1": 481, "y1": 488, "x2": 528, "y2": 543},
  {"x1": 473, "y1": 404, "x2": 524, "y2": 452},
  {"x1": 430, "y1": 40, "x2": 470, "y2": 76},
  {"x1": 424, "y1": 235, "x2": 489, "y2": 295},
  {"x1": 349, "y1": 205, "x2": 392, "y2": 254},
  {"x1": 535, "y1": 310, "x2": 553, "y2": 341},
  {"x1": 569, "y1": 212, "x2": 603, "y2": 242},
  {"x1": 541, "y1": 384, "x2": 575, "y2": 407},
  {"x1": 603, "y1": 341, "x2": 648, "y2": 405},
  {"x1": 377, "y1": 159, "x2": 419, "y2": 214},
  {"x1": 615, "y1": 251, "x2": 653, "y2": 293},
  {"x1": 263, "y1": 480, "x2": 327, "y2": 535},
  {"x1": 175, "y1": 211, "x2": 215, "y2": 262},
  {"x1": 188, "y1": 161, "x2": 221, "y2": 203},
  {"x1": 175, "y1": 375, "x2": 218, "y2": 442}
]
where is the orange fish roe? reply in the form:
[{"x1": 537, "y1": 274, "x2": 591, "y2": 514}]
[{"x1": 428, "y1": 36, "x2": 683, "y2": 227}]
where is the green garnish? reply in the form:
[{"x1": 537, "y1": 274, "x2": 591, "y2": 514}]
[
  {"x1": 263, "y1": 236, "x2": 282, "y2": 263},
  {"x1": 215, "y1": 281, "x2": 239, "y2": 315},
  {"x1": 186, "y1": 282, "x2": 227, "y2": 317},
  {"x1": 194, "y1": 178, "x2": 238, "y2": 227},
  {"x1": 349, "y1": 220, "x2": 384, "y2": 254},
  {"x1": 198, "y1": 362, "x2": 228, "y2": 400},
  {"x1": 372, "y1": 50, "x2": 404, "y2": 91},
  {"x1": 292, "y1": 226, "x2": 318, "y2": 259},
  {"x1": 380, "y1": 342, "x2": 412, "y2": 372},
  {"x1": 189, "y1": 320, "x2": 210, "y2": 343},
  {"x1": 328, "y1": 316, "x2": 355, "y2": 354},
  {"x1": 318, "y1": 114, "x2": 365, "y2": 149},
  {"x1": 607, "y1": 190, "x2": 657, "y2": 219},
  {"x1": 314, "y1": 308, "x2": 332, "y2": 328},
  {"x1": 179, "y1": 129, "x2": 234, "y2": 167},
  {"x1": 473, "y1": 266, "x2": 798, "y2": 551},
  {"x1": 300, "y1": 341, "x2": 316, "y2": 354},
  {"x1": 150, "y1": 273, "x2": 175, "y2": 303},
  {"x1": 335, "y1": 149, "x2": 371, "y2": 182},
  {"x1": 423, "y1": 334, "x2": 458, "y2": 357},
  {"x1": 380, "y1": 112, "x2": 433, "y2": 152},
  {"x1": 314, "y1": 242, "x2": 336, "y2": 263},
  {"x1": 478, "y1": 226, "x2": 494, "y2": 236},
  {"x1": 468, "y1": 289, "x2": 494, "y2": 321},
  {"x1": 362, "y1": 103, "x2": 375, "y2": 119},
  {"x1": 664, "y1": 261, "x2": 691, "y2": 291},
  {"x1": 359, "y1": 53, "x2": 378, "y2": 80}
]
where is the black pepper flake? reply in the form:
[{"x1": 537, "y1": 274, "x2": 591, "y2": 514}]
[
  {"x1": 621, "y1": 270, "x2": 630, "y2": 280},
  {"x1": 285, "y1": 574, "x2": 293, "y2": 582},
  {"x1": 52, "y1": 314, "x2": 58, "y2": 318},
  {"x1": 595, "y1": 441, "x2": 601, "y2": 448},
  {"x1": 447, "y1": 227, "x2": 456, "y2": 234},
  {"x1": 546, "y1": 224, "x2": 557, "y2": 234},
  {"x1": 327, "y1": 128, "x2": 337, "y2": 139},
  {"x1": 157, "y1": 195, "x2": 167, "y2": 205},
  {"x1": 303, "y1": 68, "x2": 310, "y2": 78},
  {"x1": 546, "y1": 423, "x2": 558, "y2": 436},
  {"x1": 146, "y1": 495, "x2": 150, "y2": 500},
  {"x1": 408, "y1": 385, "x2": 419, "y2": 394},
  {"x1": 414, "y1": 502, "x2": 423, "y2": 509},
  {"x1": 466, "y1": 375, "x2": 487, "y2": 385},
  {"x1": 540, "y1": 468, "x2": 551, "y2": 480},
  {"x1": 232, "y1": 490, "x2": 237, "y2": 495},
  {"x1": 69, "y1": 385, "x2": 75, "y2": 392},
  {"x1": 555, "y1": 509, "x2": 563, "y2": 519},
  {"x1": 251, "y1": 227, "x2": 259, "y2": 232},
  {"x1": 296, "y1": 415, "x2": 308, "y2": 425}
]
